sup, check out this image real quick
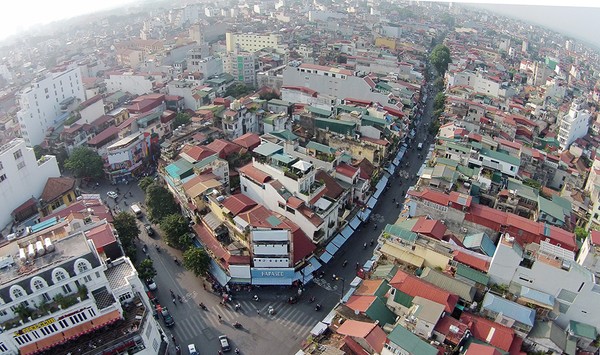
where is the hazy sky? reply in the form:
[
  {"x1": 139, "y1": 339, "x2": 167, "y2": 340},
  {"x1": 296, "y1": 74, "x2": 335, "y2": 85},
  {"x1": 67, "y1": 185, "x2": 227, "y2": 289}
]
[
  {"x1": 0, "y1": 0, "x2": 138, "y2": 41},
  {"x1": 1, "y1": 0, "x2": 600, "y2": 49}
]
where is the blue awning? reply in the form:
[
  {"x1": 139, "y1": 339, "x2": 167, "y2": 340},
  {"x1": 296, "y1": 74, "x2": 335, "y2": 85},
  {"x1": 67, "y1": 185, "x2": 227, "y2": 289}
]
[
  {"x1": 358, "y1": 208, "x2": 372, "y2": 221},
  {"x1": 306, "y1": 256, "x2": 322, "y2": 273},
  {"x1": 253, "y1": 277, "x2": 293, "y2": 285},
  {"x1": 325, "y1": 241, "x2": 339, "y2": 255},
  {"x1": 209, "y1": 259, "x2": 231, "y2": 286},
  {"x1": 341, "y1": 287, "x2": 356, "y2": 303},
  {"x1": 373, "y1": 187, "x2": 383, "y2": 199},
  {"x1": 349, "y1": 216, "x2": 361, "y2": 230},
  {"x1": 319, "y1": 251, "x2": 334, "y2": 263},
  {"x1": 375, "y1": 175, "x2": 389, "y2": 192},
  {"x1": 367, "y1": 196, "x2": 377, "y2": 209},
  {"x1": 341, "y1": 225, "x2": 353, "y2": 239},
  {"x1": 331, "y1": 233, "x2": 346, "y2": 248}
]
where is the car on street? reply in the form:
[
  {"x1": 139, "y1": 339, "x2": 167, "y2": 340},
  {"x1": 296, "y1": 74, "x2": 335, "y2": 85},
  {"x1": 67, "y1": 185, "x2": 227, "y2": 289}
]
[
  {"x1": 146, "y1": 278, "x2": 157, "y2": 291},
  {"x1": 160, "y1": 306, "x2": 175, "y2": 327},
  {"x1": 144, "y1": 224, "x2": 154, "y2": 236},
  {"x1": 107, "y1": 191, "x2": 118, "y2": 199},
  {"x1": 219, "y1": 335, "x2": 231, "y2": 352},
  {"x1": 188, "y1": 344, "x2": 198, "y2": 355}
]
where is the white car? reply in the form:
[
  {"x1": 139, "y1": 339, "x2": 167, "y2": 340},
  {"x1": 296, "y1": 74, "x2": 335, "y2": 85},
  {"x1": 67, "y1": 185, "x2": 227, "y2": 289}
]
[
  {"x1": 219, "y1": 335, "x2": 231, "y2": 352},
  {"x1": 188, "y1": 344, "x2": 198, "y2": 355},
  {"x1": 146, "y1": 278, "x2": 157, "y2": 291},
  {"x1": 107, "y1": 191, "x2": 118, "y2": 199}
]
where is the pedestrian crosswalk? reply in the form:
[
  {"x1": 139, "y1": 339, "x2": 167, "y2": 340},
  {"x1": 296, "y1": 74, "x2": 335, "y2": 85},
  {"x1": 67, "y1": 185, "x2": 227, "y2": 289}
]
[{"x1": 172, "y1": 299, "x2": 318, "y2": 343}]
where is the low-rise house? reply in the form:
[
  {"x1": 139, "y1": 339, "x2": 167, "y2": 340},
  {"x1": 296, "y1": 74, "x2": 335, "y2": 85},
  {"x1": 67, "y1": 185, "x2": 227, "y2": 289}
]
[
  {"x1": 419, "y1": 267, "x2": 476, "y2": 304},
  {"x1": 336, "y1": 320, "x2": 387, "y2": 355},
  {"x1": 39, "y1": 177, "x2": 78, "y2": 217},
  {"x1": 567, "y1": 320, "x2": 598, "y2": 352},
  {"x1": 527, "y1": 320, "x2": 576, "y2": 355},
  {"x1": 382, "y1": 324, "x2": 439, "y2": 355},
  {"x1": 405, "y1": 296, "x2": 445, "y2": 339},
  {"x1": 481, "y1": 292, "x2": 536, "y2": 336}
]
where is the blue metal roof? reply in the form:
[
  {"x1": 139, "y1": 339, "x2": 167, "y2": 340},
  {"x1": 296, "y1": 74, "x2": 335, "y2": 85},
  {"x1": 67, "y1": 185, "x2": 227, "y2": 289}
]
[
  {"x1": 482, "y1": 293, "x2": 536, "y2": 327},
  {"x1": 520, "y1": 287, "x2": 555, "y2": 308}
]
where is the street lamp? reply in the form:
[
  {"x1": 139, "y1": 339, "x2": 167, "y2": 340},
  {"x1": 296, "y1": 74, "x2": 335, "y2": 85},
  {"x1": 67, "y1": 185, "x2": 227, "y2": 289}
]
[{"x1": 335, "y1": 276, "x2": 345, "y2": 302}]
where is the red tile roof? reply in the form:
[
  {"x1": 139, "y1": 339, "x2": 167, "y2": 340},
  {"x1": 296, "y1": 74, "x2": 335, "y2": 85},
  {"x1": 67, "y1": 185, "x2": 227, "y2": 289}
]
[
  {"x1": 453, "y1": 251, "x2": 490, "y2": 272},
  {"x1": 232, "y1": 133, "x2": 261, "y2": 151},
  {"x1": 337, "y1": 320, "x2": 386, "y2": 354},
  {"x1": 465, "y1": 343, "x2": 503, "y2": 355},
  {"x1": 222, "y1": 194, "x2": 258, "y2": 216},
  {"x1": 434, "y1": 315, "x2": 469, "y2": 345},
  {"x1": 409, "y1": 188, "x2": 450, "y2": 207},
  {"x1": 336, "y1": 163, "x2": 359, "y2": 178},
  {"x1": 315, "y1": 170, "x2": 344, "y2": 199},
  {"x1": 281, "y1": 86, "x2": 318, "y2": 97},
  {"x1": 287, "y1": 196, "x2": 304, "y2": 209},
  {"x1": 238, "y1": 163, "x2": 272, "y2": 184},
  {"x1": 389, "y1": 269, "x2": 458, "y2": 312},
  {"x1": 84, "y1": 223, "x2": 117, "y2": 250},
  {"x1": 206, "y1": 139, "x2": 243, "y2": 159},
  {"x1": 87, "y1": 126, "x2": 119, "y2": 146},
  {"x1": 346, "y1": 295, "x2": 377, "y2": 312},
  {"x1": 460, "y1": 313, "x2": 515, "y2": 352},
  {"x1": 180, "y1": 145, "x2": 216, "y2": 162},
  {"x1": 193, "y1": 223, "x2": 229, "y2": 264},
  {"x1": 355, "y1": 158, "x2": 375, "y2": 180},
  {"x1": 591, "y1": 230, "x2": 600, "y2": 245},
  {"x1": 41, "y1": 198, "x2": 113, "y2": 223},
  {"x1": 40, "y1": 177, "x2": 76, "y2": 203},
  {"x1": 411, "y1": 218, "x2": 447, "y2": 240},
  {"x1": 291, "y1": 227, "x2": 316, "y2": 264}
]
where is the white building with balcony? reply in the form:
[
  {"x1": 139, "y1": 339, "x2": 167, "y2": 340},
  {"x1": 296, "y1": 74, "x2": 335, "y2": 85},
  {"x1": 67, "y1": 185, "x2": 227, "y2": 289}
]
[
  {"x1": 106, "y1": 72, "x2": 155, "y2": 96},
  {"x1": 16, "y1": 66, "x2": 85, "y2": 146},
  {"x1": 238, "y1": 141, "x2": 340, "y2": 243},
  {"x1": 0, "y1": 232, "x2": 164, "y2": 355},
  {"x1": 488, "y1": 234, "x2": 600, "y2": 331},
  {"x1": 221, "y1": 100, "x2": 259, "y2": 139},
  {"x1": 0, "y1": 139, "x2": 60, "y2": 229},
  {"x1": 558, "y1": 100, "x2": 590, "y2": 150}
]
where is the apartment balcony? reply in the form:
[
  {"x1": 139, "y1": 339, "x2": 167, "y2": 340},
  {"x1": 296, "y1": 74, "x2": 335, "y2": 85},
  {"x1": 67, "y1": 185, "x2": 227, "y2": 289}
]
[{"x1": 1, "y1": 287, "x2": 90, "y2": 332}]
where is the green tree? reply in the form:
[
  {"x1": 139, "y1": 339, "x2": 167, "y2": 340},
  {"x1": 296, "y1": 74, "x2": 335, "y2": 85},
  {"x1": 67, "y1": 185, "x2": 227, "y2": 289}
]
[
  {"x1": 259, "y1": 91, "x2": 280, "y2": 101},
  {"x1": 433, "y1": 77, "x2": 445, "y2": 91},
  {"x1": 172, "y1": 112, "x2": 191, "y2": 128},
  {"x1": 429, "y1": 120, "x2": 441, "y2": 135},
  {"x1": 224, "y1": 83, "x2": 253, "y2": 98},
  {"x1": 183, "y1": 247, "x2": 211, "y2": 277},
  {"x1": 146, "y1": 184, "x2": 179, "y2": 222},
  {"x1": 523, "y1": 178, "x2": 542, "y2": 191},
  {"x1": 113, "y1": 212, "x2": 140, "y2": 244},
  {"x1": 575, "y1": 226, "x2": 588, "y2": 241},
  {"x1": 429, "y1": 44, "x2": 452, "y2": 76},
  {"x1": 137, "y1": 258, "x2": 157, "y2": 281},
  {"x1": 433, "y1": 92, "x2": 446, "y2": 111},
  {"x1": 138, "y1": 177, "x2": 154, "y2": 193},
  {"x1": 64, "y1": 147, "x2": 104, "y2": 179},
  {"x1": 33, "y1": 145, "x2": 47, "y2": 160},
  {"x1": 160, "y1": 214, "x2": 189, "y2": 247}
]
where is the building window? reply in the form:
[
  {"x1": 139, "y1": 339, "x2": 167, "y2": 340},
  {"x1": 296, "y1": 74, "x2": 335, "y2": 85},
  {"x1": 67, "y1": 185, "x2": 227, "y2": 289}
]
[
  {"x1": 83, "y1": 275, "x2": 92, "y2": 283},
  {"x1": 13, "y1": 150, "x2": 22, "y2": 160},
  {"x1": 31, "y1": 277, "x2": 47, "y2": 291},
  {"x1": 10, "y1": 285, "x2": 26, "y2": 300},
  {"x1": 52, "y1": 268, "x2": 69, "y2": 283},
  {"x1": 0, "y1": 174, "x2": 6, "y2": 182},
  {"x1": 17, "y1": 161, "x2": 26, "y2": 170},
  {"x1": 62, "y1": 284, "x2": 72, "y2": 294},
  {"x1": 75, "y1": 259, "x2": 91, "y2": 274}
]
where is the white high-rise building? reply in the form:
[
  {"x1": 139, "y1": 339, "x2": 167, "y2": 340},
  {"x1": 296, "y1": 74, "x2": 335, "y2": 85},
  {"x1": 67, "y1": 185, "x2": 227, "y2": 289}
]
[
  {"x1": 16, "y1": 66, "x2": 85, "y2": 146},
  {"x1": 0, "y1": 139, "x2": 60, "y2": 229},
  {"x1": 558, "y1": 100, "x2": 590, "y2": 150}
]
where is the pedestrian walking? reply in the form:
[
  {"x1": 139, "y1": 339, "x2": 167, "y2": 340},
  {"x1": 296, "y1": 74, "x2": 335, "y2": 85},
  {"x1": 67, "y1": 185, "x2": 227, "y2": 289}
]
[
  {"x1": 218, "y1": 314, "x2": 222, "y2": 321},
  {"x1": 257, "y1": 309, "x2": 260, "y2": 315}
]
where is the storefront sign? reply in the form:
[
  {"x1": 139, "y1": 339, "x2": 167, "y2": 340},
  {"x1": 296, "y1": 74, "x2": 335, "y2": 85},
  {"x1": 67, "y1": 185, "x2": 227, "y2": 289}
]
[
  {"x1": 15, "y1": 317, "x2": 56, "y2": 336},
  {"x1": 251, "y1": 268, "x2": 295, "y2": 285}
]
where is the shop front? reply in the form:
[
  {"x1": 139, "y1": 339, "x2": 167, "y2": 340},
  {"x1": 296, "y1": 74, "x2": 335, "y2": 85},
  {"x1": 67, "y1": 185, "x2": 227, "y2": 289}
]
[{"x1": 251, "y1": 267, "x2": 296, "y2": 285}]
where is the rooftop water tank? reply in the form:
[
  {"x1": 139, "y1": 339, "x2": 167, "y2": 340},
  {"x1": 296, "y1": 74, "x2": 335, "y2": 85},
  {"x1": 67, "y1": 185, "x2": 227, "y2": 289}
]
[
  {"x1": 36, "y1": 241, "x2": 45, "y2": 256},
  {"x1": 44, "y1": 238, "x2": 55, "y2": 252}
]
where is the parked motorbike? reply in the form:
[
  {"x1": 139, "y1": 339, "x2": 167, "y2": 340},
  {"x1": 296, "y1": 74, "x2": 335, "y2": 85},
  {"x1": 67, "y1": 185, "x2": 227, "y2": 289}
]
[
  {"x1": 252, "y1": 295, "x2": 260, "y2": 302},
  {"x1": 233, "y1": 322, "x2": 242, "y2": 329},
  {"x1": 199, "y1": 303, "x2": 208, "y2": 311}
]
